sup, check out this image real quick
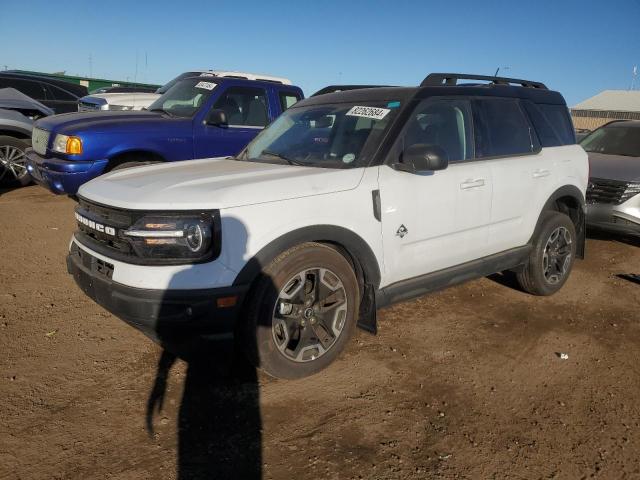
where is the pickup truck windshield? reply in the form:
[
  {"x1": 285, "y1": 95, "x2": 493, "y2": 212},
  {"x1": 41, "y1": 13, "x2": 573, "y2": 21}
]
[
  {"x1": 148, "y1": 78, "x2": 218, "y2": 118},
  {"x1": 239, "y1": 102, "x2": 400, "y2": 168}
]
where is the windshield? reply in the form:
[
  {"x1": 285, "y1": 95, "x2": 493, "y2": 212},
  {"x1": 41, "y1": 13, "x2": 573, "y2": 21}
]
[
  {"x1": 238, "y1": 101, "x2": 400, "y2": 168},
  {"x1": 581, "y1": 125, "x2": 640, "y2": 157},
  {"x1": 147, "y1": 78, "x2": 217, "y2": 118}
]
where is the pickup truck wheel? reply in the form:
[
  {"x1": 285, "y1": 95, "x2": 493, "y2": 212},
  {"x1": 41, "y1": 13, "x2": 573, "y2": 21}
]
[
  {"x1": 242, "y1": 242, "x2": 359, "y2": 379},
  {"x1": 516, "y1": 212, "x2": 576, "y2": 296},
  {"x1": 0, "y1": 136, "x2": 31, "y2": 187},
  {"x1": 111, "y1": 160, "x2": 160, "y2": 171}
]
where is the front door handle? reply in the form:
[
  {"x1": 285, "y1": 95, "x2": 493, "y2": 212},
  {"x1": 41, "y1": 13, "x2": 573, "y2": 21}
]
[
  {"x1": 532, "y1": 169, "x2": 550, "y2": 178},
  {"x1": 460, "y1": 178, "x2": 485, "y2": 190}
]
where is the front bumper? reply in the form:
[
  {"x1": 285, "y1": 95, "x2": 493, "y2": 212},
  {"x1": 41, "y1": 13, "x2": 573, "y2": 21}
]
[
  {"x1": 25, "y1": 149, "x2": 109, "y2": 195},
  {"x1": 586, "y1": 203, "x2": 640, "y2": 236},
  {"x1": 67, "y1": 241, "x2": 248, "y2": 338}
]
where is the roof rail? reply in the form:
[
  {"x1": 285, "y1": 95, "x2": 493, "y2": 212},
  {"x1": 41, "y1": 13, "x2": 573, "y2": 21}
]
[
  {"x1": 209, "y1": 71, "x2": 292, "y2": 85},
  {"x1": 312, "y1": 85, "x2": 391, "y2": 97},
  {"x1": 421, "y1": 73, "x2": 547, "y2": 90}
]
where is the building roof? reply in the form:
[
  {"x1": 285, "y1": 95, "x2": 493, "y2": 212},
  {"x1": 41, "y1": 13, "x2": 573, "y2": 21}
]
[{"x1": 572, "y1": 90, "x2": 640, "y2": 112}]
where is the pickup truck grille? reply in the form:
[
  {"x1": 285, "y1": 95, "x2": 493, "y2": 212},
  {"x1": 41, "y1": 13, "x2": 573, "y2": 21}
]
[
  {"x1": 31, "y1": 128, "x2": 50, "y2": 156},
  {"x1": 586, "y1": 178, "x2": 629, "y2": 205}
]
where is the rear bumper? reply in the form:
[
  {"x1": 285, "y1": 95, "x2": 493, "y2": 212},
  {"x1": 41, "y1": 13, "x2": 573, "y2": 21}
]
[
  {"x1": 67, "y1": 241, "x2": 248, "y2": 338},
  {"x1": 25, "y1": 149, "x2": 108, "y2": 195}
]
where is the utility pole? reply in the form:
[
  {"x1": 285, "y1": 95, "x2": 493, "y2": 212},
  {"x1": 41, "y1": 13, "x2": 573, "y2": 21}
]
[
  {"x1": 631, "y1": 65, "x2": 638, "y2": 91},
  {"x1": 89, "y1": 53, "x2": 93, "y2": 78}
]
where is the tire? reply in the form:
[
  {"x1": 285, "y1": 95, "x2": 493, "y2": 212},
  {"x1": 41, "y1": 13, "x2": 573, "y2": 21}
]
[
  {"x1": 241, "y1": 242, "x2": 360, "y2": 379},
  {"x1": 0, "y1": 136, "x2": 31, "y2": 188},
  {"x1": 516, "y1": 211, "x2": 577, "y2": 296},
  {"x1": 111, "y1": 160, "x2": 160, "y2": 171}
]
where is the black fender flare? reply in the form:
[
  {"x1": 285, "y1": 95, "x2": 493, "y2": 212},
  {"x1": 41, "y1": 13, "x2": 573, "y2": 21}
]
[
  {"x1": 530, "y1": 184, "x2": 586, "y2": 258},
  {"x1": 232, "y1": 225, "x2": 382, "y2": 333}
]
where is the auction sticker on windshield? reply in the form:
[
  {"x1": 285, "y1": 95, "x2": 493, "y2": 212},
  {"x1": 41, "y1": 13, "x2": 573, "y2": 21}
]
[
  {"x1": 195, "y1": 81, "x2": 216, "y2": 90},
  {"x1": 346, "y1": 106, "x2": 390, "y2": 120}
]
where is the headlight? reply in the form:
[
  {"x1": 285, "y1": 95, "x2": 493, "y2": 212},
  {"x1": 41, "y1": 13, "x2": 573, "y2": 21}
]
[
  {"x1": 108, "y1": 104, "x2": 133, "y2": 111},
  {"x1": 52, "y1": 134, "x2": 83, "y2": 154},
  {"x1": 622, "y1": 183, "x2": 640, "y2": 203},
  {"x1": 123, "y1": 214, "x2": 217, "y2": 261}
]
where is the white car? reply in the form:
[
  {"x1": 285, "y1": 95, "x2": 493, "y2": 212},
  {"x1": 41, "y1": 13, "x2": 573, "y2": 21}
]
[
  {"x1": 77, "y1": 70, "x2": 292, "y2": 112},
  {"x1": 67, "y1": 73, "x2": 588, "y2": 379}
]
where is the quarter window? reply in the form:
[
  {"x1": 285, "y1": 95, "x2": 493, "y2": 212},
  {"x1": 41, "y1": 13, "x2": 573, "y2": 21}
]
[
  {"x1": 473, "y1": 99, "x2": 534, "y2": 157},
  {"x1": 279, "y1": 91, "x2": 301, "y2": 111},
  {"x1": 399, "y1": 98, "x2": 474, "y2": 162},
  {"x1": 214, "y1": 87, "x2": 269, "y2": 127}
]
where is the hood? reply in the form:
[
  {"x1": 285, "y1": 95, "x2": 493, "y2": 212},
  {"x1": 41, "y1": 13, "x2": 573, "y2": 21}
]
[
  {"x1": 35, "y1": 110, "x2": 183, "y2": 135},
  {"x1": 0, "y1": 88, "x2": 54, "y2": 117},
  {"x1": 82, "y1": 92, "x2": 160, "y2": 109},
  {"x1": 79, "y1": 158, "x2": 365, "y2": 210},
  {"x1": 588, "y1": 152, "x2": 640, "y2": 183}
]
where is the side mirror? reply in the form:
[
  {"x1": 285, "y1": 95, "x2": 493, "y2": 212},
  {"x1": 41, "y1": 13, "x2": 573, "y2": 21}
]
[
  {"x1": 396, "y1": 144, "x2": 449, "y2": 173},
  {"x1": 205, "y1": 109, "x2": 228, "y2": 127}
]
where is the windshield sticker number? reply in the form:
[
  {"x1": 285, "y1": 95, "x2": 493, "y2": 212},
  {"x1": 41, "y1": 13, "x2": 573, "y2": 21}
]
[
  {"x1": 195, "y1": 81, "x2": 216, "y2": 90},
  {"x1": 342, "y1": 153, "x2": 356, "y2": 164},
  {"x1": 346, "y1": 106, "x2": 390, "y2": 120}
]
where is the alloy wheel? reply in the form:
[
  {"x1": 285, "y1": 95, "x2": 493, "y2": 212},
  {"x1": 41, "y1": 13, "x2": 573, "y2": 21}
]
[
  {"x1": 0, "y1": 145, "x2": 28, "y2": 182},
  {"x1": 542, "y1": 226, "x2": 572, "y2": 284},
  {"x1": 272, "y1": 267, "x2": 348, "y2": 362}
]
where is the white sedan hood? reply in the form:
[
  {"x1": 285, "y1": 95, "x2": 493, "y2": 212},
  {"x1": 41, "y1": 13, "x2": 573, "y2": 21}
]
[
  {"x1": 79, "y1": 158, "x2": 365, "y2": 210},
  {"x1": 93, "y1": 92, "x2": 160, "y2": 109}
]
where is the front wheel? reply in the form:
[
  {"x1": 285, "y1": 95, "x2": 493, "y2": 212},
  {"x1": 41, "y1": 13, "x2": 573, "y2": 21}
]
[
  {"x1": 516, "y1": 212, "x2": 577, "y2": 296},
  {"x1": 241, "y1": 242, "x2": 359, "y2": 379},
  {"x1": 0, "y1": 136, "x2": 31, "y2": 187}
]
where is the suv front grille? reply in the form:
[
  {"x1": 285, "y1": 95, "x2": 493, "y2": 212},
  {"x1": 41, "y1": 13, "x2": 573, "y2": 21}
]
[
  {"x1": 31, "y1": 127, "x2": 50, "y2": 156},
  {"x1": 78, "y1": 101, "x2": 101, "y2": 112},
  {"x1": 586, "y1": 178, "x2": 630, "y2": 205},
  {"x1": 74, "y1": 198, "x2": 140, "y2": 259}
]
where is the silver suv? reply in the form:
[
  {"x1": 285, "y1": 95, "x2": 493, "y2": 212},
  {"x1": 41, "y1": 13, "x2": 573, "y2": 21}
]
[{"x1": 582, "y1": 120, "x2": 640, "y2": 236}]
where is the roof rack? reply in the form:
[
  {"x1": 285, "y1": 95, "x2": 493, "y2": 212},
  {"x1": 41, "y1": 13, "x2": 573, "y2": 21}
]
[
  {"x1": 421, "y1": 73, "x2": 547, "y2": 90},
  {"x1": 208, "y1": 71, "x2": 292, "y2": 85},
  {"x1": 312, "y1": 85, "x2": 391, "y2": 97}
]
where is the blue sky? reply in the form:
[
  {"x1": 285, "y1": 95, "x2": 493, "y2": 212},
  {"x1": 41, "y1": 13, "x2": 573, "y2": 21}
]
[{"x1": 1, "y1": 0, "x2": 639, "y2": 105}]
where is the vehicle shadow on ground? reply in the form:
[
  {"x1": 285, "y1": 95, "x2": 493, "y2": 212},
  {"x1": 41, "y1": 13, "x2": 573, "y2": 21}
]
[
  {"x1": 145, "y1": 217, "x2": 264, "y2": 479},
  {"x1": 486, "y1": 270, "x2": 522, "y2": 291},
  {"x1": 587, "y1": 228, "x2": 640, "y2": 248}
]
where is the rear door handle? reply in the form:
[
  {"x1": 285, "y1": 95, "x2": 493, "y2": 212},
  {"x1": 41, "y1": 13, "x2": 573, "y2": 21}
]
[
  {"x1": 532, "y1": 169, "x2": 550, "y2": 178},
  {"x1": 460, "y1": 178, "x2": 485, "y2": 190}
]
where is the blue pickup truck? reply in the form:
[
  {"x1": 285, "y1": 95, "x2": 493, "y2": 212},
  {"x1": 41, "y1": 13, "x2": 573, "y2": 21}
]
[{"x1": 25, "y1": 72, "x2": 304, "y2": 195}]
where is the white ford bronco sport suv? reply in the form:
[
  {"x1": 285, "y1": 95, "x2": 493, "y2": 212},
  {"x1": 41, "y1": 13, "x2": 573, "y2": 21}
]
[{"x1": 68, "y1": 73, "x2": 588, "y2": 379}]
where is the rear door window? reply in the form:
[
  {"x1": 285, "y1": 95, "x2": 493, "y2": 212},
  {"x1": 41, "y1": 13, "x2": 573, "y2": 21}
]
[
  {"x1": 473, "y1": 98, "x2": 535, "y2": 157},
  {"x1": 0, "y1": 78, "x2": 47, "y2": 100}
]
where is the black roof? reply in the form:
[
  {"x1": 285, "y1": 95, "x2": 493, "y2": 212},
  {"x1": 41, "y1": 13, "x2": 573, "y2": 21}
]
[
  {"x1": 297, "y1": 73, "x2": 567, "y2": 108},
  {"x1": 312, "y1": 85, "x2": 393, "y2": 96},
  {"x1": 0, "y1": 72, "x2": 88, "y2": 98},
  {"x1": 298, "y1": 87, "x2": 417, "y2": 107}
]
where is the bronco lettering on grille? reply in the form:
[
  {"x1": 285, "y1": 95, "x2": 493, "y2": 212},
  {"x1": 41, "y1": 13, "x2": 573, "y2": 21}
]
[{"x1": 75, "y1": 212, "x2": 116, "y2": 236}]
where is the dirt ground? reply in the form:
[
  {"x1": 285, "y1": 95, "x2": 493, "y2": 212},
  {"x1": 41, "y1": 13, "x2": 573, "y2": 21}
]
[{"x1": 1, "y1": 185, "x2": 640, "y2": 480}]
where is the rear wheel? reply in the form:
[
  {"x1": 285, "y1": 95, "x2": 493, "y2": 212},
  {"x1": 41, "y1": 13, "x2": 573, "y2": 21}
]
[
  {"x1": 241, "y1": 242, "x2": 359, "y2": 379},
  {"x1": 516, "y1": 212, "x2": 576, "y2": 296},
  {"x1": 0, "y1": 136, "x2": 31, "y2": 187}
]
